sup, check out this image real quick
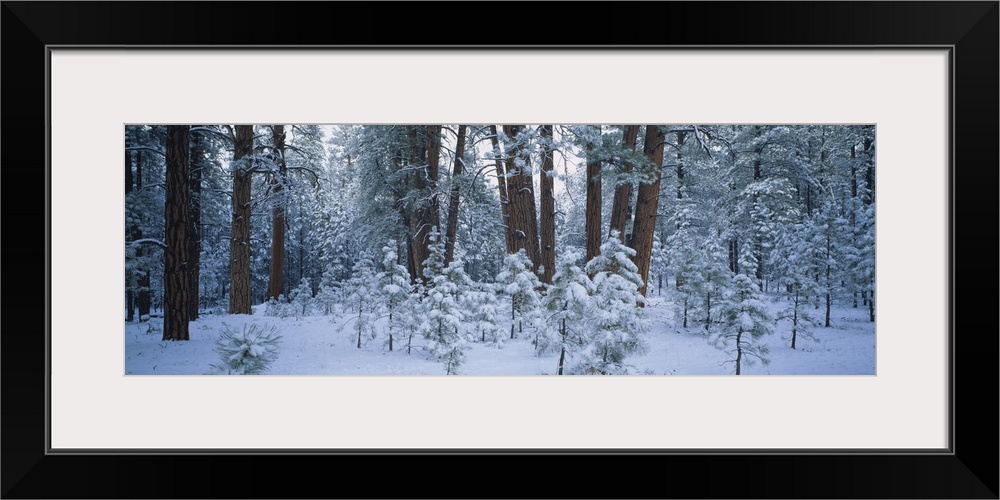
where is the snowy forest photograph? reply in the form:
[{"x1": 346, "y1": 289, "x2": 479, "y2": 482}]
[{"x1": 124, "y1": 124, "x2": 875, "y2": 376}]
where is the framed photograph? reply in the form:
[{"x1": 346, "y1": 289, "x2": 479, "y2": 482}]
[{"x1": 4, "y1": 2, "x2": 996, "y2": 498}]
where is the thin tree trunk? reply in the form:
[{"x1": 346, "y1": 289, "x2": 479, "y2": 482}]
[
  {"x1": 125, "y1": 149, "x2": 135, "y2": 322},
  {"x1": 538, "y1": 125, "x2": 556, "y2": 284},
  {"x1": 135, "y1": 150, "x2": 151, "y2": 319},
  {"x1": 163, "y1": 125, "x2": 191, "y2": 341},
  {"x1": 609, "y1": 125, "x2": 638, "y2": 242},
  {"x1": 791, "y1": 289, "x2": 799, "y2": 349},
  {"x1": 229, "y1": 125, "x2": 254, "y2": 314},
  {"x1": 585, "y1": 125, "x2": 602, "y2": 263},
  {"x1": 444, "y1": 125, "x2": 467, "y2": 266},
  {"x1": 489, "y1": 126, "x2": 515, "y2": 254},
  {"x1": 556, "y1": 318, "x2": 566, "y2": 375},
  {"x1": 825, "y1": 228, "x2": 832, "y2": 328},
  {"x1": 268, "y1": 125, "x2": 287, "y2": 300},
  {"x1": 869, "y1": 287, "x2": 875, "y2": 322},
  {"x1": 863, "y1": 137, "x2": 874, "y2": 205},
  {"x1": 630, "y1": 125, "x2": 666, "y2": 301},
  {"x1": 188, "y1": 128, "x2": 205, "y2": 320},
  {"x1": 753, "y1": 152, "x2": 764, "y2": 284},
  {"x1": 735, "y1": 330, "x2": 743, "y2": 375}
]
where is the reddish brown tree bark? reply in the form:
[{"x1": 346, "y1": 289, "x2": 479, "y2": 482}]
[
  {"x1": 503, "y1": 125, "x2": 541, "y2": 272},
  {"x1": 406, "y1": 125, "x2": 440, "y2": 283},
  {"x1": 585, "y1": 126, "x2": 603, "y2": 263},
  {"x1": 229, "y1": 125, "x2": 254, "y2": 314},
  {"x1": 267, "y1": 125, "x2": 287, "y2": 300},
  {"x1": 489, "y1": 125, "x2": 515, "y2": 254},
  {"x1": 163, "y1": 125, "x2": 191, "y2": 340},
  {"x1": 609, "y1": 125, "x2": 639, "y2": 243},
  {"x1": 630, "y1": 125, "x2": 666, "y2": 301},
  {"x1": 444, "y1": 125, "x2": 467, "y2": 266}
]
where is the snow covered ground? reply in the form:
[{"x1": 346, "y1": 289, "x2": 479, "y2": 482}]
[{"x1": 125, "y1": 295, "x2": 875, "y2": 376}]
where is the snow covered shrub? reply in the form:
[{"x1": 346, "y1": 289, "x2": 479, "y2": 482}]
[
  {"x1": 314, "y1": 283, "x2": 340, "y2": 316},
  {"x1": 463, "y1": 282, "x2": 503, "y2": 346},
  {"x1": 344, "y1": 258, "x2": 380, "y2": 348},
  {"x1": 574, "y1": 232, "x2": 649, "y2": 375},
  {"x1": 378, "y1": 240, "x2": 413, "y2": 352},
  {"x1": 264, "y1": 294, "x2": 294, "y2": 318},
  {"x1": 541, "y1": 248, "x2": 593, "y2": 374},
  {"x1": 770, "y1": 223, "x2": 822, "y2": 349},
  {"x1": 420, "y1": 230, "x2": 471, "y2": 374},
  {"x1": 496, "y1": 249, "x2": 543, "y2": 340},
  {"x1": 713, "y1": 274, "x2": 773, "y2": 375},
  {"x1": 211, "y1": 322, "x2": 283, "y2": 375},
  {"x1": 288, "y1": 277, "x2": 313, "y2": 318}
]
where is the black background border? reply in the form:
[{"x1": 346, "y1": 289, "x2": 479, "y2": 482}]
[{"x1": 3, "y1": 2, "x2": 997, "y2": 498}]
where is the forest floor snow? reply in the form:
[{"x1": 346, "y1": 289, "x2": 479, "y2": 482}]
[{"x1": 125, "y1": 295, "x2": 874, "y2": 375}]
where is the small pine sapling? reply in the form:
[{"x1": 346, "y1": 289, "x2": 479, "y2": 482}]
[
  {"x1": 770, "y1": 223, "x2": 822, "y2": 349},
  {"x1": 713, "y1": 274, "x2": 774, "y2": 375},
  {"x1": 421, "y1": 229, "x2": 470, "y2": 374},
  {"x1": 463, "y1": 282, "x2": 504, "y2": 347},
  {"x1": 541, "y1": 249, "x2": 594, "y2": 374},
  {"x1": 288, "y1": 277, "x2": 313, "y2": 319},
  {"x1": 577, "y1": 232, "x2": 649, "y2": 375},
  {"x1": 378, "y1": 240, "x2": 413, "y2": 352},
  {"x1": 344, "y1": 258, "x2": 380, "y2": 348},
  {"x1": 496, "y1": 250, "x2": 543, "y2": 340}
]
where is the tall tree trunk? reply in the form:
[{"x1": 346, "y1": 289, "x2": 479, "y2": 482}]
[
  {"x1": 229, "y1": 125, "x2": 254, "y2": 314},
  {"x1": 863, "y1": 136, "x2": 874, "y2": 205},
  {"x1": 609, "y1": 125, "x2": 638, "y2": 243},
  {"x1": 188, "y1": 128, "x2": 205, "y2": 320},
  {"x1": 135, "y1": 150, "x2": 151, "y2": 319},
  {"x1": 585, "y1": 125, "x2": 602, "y2": 263},
  {"x1": 406, "y1": 125, "x2": 438, "y2": 283},
  {"x1": 163, "y1": 125, "x2": 191, "y2": 341},
  {"x1": 752, "y1": 152, "x2": 764, "y2": 284},
  {"x1": 489, "y1": 126, "x2": 515, "y2": 254},
  {"x1": 630, "y1": 125, "x2": 666, "y2": 300},
  {"x1": 125, "y1": 150, "x2": 135, "y2": 322},
  {"x1": 850, "y1": 143, "x2": 858, "y2": 226},
  {"x1": 825, "y1": 228, "x2": 832, "y2": 328},
  {"x1": 443, "y1": 125, "x2": 467, "y2": 266},
  {"x1": 538, "y1": 125, "x2": 557, "y2": 284},
  {"x1": 267, "y1": 125, "x2": 287, "y2": 300},
  {"x1": 503, "y1": 125, "x2": 541, "y2": 272},
  {"x1": 426, "y1": 125, "x2": 441, "y2": 233}
]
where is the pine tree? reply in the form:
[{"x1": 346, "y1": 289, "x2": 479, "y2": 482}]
[
  {"x1": 771, "y1": 222, "x2": 823, "y2": 349},
  {"x1": 713, "y1": 274, "x2": 774, "y2": 375},
  {"x1": 420, "y1": 229, "x2": 470, "y2": 374},
  {"x1": 288, "y1": 277, "x2": 313, "y2": 319},
  {"x1": 378, "y1": 240, "x2": 413, "y2": 352},
  {"x1": 344, "y1": 258, "x2": 379, "y2": 349},
  {"x1": 496, "y1": 249, "x2": 543, "y2": 340},
  {"x1": 541, "y1": 248, "x2": 594, "y2": 375},
  {"x1": 697, "y1": 236, "x2": 733, "y2": 334},
  {"x1": 575, "y1": 231, "x2": 649, "y2": 374},
  {"x1": 463, "y1": 282, "x2": 503, "y2": 346}
]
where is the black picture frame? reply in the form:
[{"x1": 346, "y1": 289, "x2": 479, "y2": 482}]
[{"x1": 3, "y1": 2, "x2": 996, "y2": 498}]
